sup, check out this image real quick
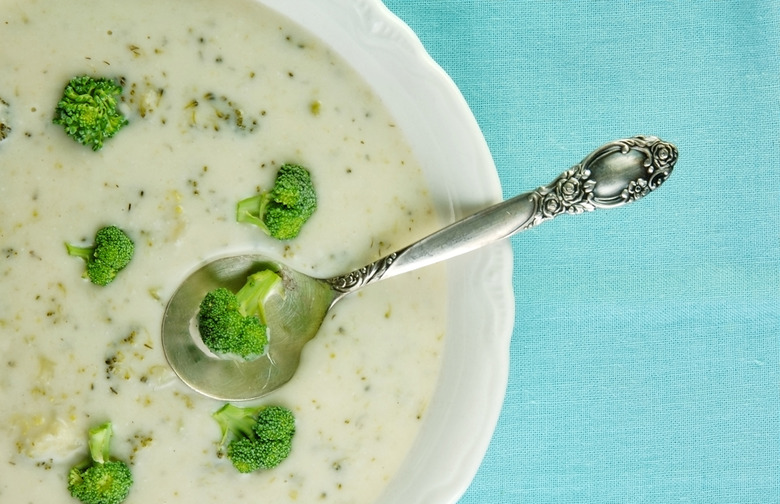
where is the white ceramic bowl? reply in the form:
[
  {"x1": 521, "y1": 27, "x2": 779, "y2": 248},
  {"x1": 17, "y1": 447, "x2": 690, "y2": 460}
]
[{"x1": 258, "y1": 1, "x2": 516, "y2": 502}]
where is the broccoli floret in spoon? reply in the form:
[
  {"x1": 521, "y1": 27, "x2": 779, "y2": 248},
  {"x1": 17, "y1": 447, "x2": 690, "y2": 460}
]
[{"x1": 197, "y1": 269, "x2": 282, "y2": 361}]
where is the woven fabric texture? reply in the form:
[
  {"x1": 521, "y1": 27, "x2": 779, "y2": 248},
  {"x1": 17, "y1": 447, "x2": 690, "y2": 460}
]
[{"x1": 382, "y1": 1, "x2": 780, "y2": 502}]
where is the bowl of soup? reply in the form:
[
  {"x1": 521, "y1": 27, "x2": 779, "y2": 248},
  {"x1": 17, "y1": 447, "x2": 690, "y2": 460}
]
[{"x1": 0, "y1": 0, "x2": 514, "y2": 502}]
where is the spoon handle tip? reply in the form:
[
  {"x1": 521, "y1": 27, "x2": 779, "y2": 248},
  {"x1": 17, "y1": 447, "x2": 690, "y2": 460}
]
[{"x1": 328, "y1": 135, "x2": 677, "y2": 296}]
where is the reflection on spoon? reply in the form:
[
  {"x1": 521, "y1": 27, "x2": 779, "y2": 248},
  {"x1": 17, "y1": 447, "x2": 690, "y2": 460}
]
[{"x1": 162, "y1": 135, "x2": 678, "y2": 401}]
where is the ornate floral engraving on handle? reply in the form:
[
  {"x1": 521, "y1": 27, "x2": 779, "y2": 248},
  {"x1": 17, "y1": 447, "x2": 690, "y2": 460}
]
[
  {"x1": 328, "y1": 252, "x2": 401, "y2": 293},
  {"x1": 526, "y1": 135, "x2": 677, "y2": 229},
  {"x1": 326, "y1": 135, "x2": 677, "y2": 297}
]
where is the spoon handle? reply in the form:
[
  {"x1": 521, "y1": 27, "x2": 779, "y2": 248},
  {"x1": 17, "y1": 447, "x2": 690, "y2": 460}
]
[{"x1": 327, "y1": 135, "x2": 677, "y2": 295}]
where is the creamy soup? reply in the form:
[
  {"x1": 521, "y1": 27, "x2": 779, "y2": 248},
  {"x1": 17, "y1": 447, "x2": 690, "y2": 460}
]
[{"x1": 0, "y1": 1, "x2": 447, "y2": 502}]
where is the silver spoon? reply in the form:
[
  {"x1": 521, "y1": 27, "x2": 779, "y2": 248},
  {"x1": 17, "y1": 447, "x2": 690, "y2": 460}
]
[{"x1": 162, "y1": 135, "x2": 677, "y2": 401}]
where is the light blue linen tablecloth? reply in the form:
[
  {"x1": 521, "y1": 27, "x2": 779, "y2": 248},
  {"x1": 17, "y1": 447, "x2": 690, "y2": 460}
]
[{"x1": 381, "y1": 1, "x2": 780, "y2": 502}]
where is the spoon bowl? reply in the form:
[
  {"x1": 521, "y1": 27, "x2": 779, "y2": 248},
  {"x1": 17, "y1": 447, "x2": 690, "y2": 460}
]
[
  {"x1": 162, "y1": 135, "x2": 678, "y2": 401},
  {"x1": 162, "y1": 256, "x2": 333, "y2": 400}
]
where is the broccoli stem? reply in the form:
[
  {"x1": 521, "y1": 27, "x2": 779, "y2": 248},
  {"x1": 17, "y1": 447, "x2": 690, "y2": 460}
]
[
  {"x1": 64, "y1": 243, "x2": 94, "y2": 262},
  {"x1": 235, "y1": 269, "x2": 282, "y2": 324},
  {"x1": 87, "y1": 422, "x2": 113, "y2": 465},
  {"x1": 213, "y1": 403, "x2": 264, "y2": 446},
  {"x1": 236, "y1": 193, "x2": 271, "y2": 230}
]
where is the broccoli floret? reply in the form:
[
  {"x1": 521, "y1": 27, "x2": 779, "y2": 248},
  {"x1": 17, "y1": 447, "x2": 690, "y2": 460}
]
[
  {"x1": 68, "y1": 422, "x2": 133, "y2": 504},
  {"x1": 66, "y1": 225, "x2": 134, "y2": 286},
  {"x1": 197, "y1": 269, "x2": 282, "y2": 361},
  {"x1": 212, "y1": 403, "x2": 296, "y2": 473},
  {"x1": 53, "y1": 75, "x2": 128, "y2": 151},
  {"x1": 236, "y1": 163, "x2": 317, "y2": 240}
]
